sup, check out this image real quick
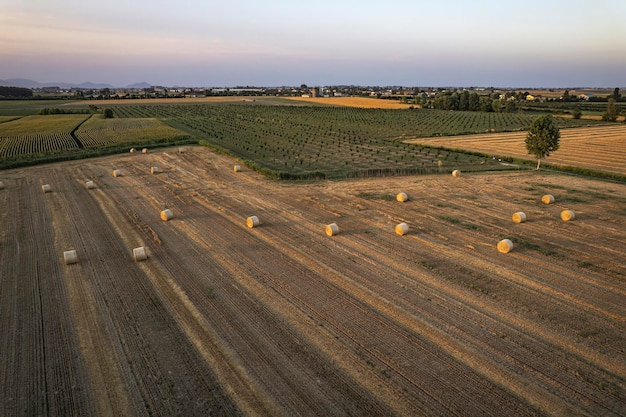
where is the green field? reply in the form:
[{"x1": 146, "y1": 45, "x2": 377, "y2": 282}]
[{"x1": 0, "y1": 100, "x2": 605, "y2": 176}]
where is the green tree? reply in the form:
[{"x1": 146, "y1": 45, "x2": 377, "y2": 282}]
[
  {"x1": 572, "y1": 107, "x2": 582, "y2": 119},
  {"x1": 103, "y1": 108, "x2": 114, "y2": 118},
  {"x1": 613, "y1": 87, "x2": 620, "y2": 100},
  {"x1": 526, "y1": 115, "x2": 560, "y2": 170},
  {"x1": 602, "y1": 98, "x2": 619, "y2": 122}
]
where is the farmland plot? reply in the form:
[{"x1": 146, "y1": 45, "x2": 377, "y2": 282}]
[
  {"x1": 1, "y1": 146, "x2": 624, "y2": 416},
  {"x1": 408, "y1": 124, "x2": 626, "y2": 176}
]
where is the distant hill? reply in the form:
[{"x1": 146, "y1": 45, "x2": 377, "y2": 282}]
[{"x1": 0, "y1": 78, "x2": 152, "y2": 89}]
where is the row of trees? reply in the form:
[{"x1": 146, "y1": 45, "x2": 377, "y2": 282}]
[
  {"x1": 0, "y1": 86, "x2": 33, "y2": 98},
  {"x1": 429, "y1": 91, "x2": 520, "y2": 113}
]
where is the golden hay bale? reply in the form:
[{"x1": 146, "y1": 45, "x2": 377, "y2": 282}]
[
  {"x1": 497, "y1": 239, "x2": 514, "y2": 253},
  {"x1": 541, "y1": 194, "x2": 555, "y2": 204},
  {"x1": 130, "y1": 148, "x2": 136, "y2": 153},
  {"x1": 150, "y1": 166, "x2": 159, "y2": 174},
  {"x1": 112, "y1": 169, "x2": 122, "y2": 177},
  {"x1": 561, "y1": 210, "x2": 575, "y2": 221},
  {"x1": 512, "y1": 212, "x2": 526, "y2": 223},
  {"x1": 233, "y1": 165, "x2": 241, "y2": 172},
  {"x1": 178, "y1": 147, "x2": 186, "y2": 153},
  {"x1": 396, "y1": 192, "x2": 408, "y2": 202},
  {"x1": 246, "y1": 215, "x2": 260, "y2": 228},
  {"x1": 325, "y1": 223, "x2": 339, "y2": 236},
  {"x1": 42, "y1": 184, "x2": 51, "y2": 193},
  {"x1": 63, "y1": 250, "x2": 78, "y2": 265},
  {"x1": 160, "y1": 209, "x2": 173, "y2": 221},
  {"x1": 85, "y1": 180, "x2": 95, "y2": 189},
  {"x1": 0, "y1": 181, "x2": 5, "y2": 190},
  {"x1": 452, "y1": 170, "x2": 461, "y2": 177},
  {"x1": 133, "y1": 246, "x2": 148, "y2": 262},
  {"x1": 142, "y1": 148, "x2": 149, "y2": 154},
  {"x1": 395, "y1": 222, "x2": 409, "y2": 236}
]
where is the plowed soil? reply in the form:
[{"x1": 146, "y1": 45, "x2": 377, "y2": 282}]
[{"x1": 1, "y1": 146, "x2": 625, "y2": 416}]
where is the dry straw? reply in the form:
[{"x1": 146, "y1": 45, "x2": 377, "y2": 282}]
[
  {"x1": 42, "y1": 184, "x2": 51, "y2": 193},
  {"x1": 133, "y1": 246, "x2": 148, "y2": 262},
  {"x1": 541, "y1": 194, "x2": 555, "y2": 204},
  {"x1": 325, "y1": 223, "x2": 339, "y2": 236},
  {"x1": 234, "y1": 165, "x2": 241, "y2": 172},
  {"x1": 150, "y1": 166, "x2": 159, "y2": 174},
  {"x1": 0, "y1": 181, "x2": 5, "y2": 190},
  {"x1": 395, "y1": 222, "x2": 409, "y2": 236},
  {"x1": 561, "y1": 210, "x2": 575, "y2": 221},
  {"x1": 512, "y1": 212, "x2": 526, "y2": 223},
  {"x1": 160, "y1": 209, "x2": 173, "y2": 221},
  {"x1": 452, "y1": 170, "x2": 461, "y2": 177},
  {"x1": 246, "y1": 216, "x2": 260, "y2": 228},
  {"x1": 112, "y1": 169, "x2": 122, "y2": 177},
  {"x1": 64, "y1": 250, "x2": 78, "y2": 265},
  {"x1": 85, "y1": 180, "x2": 95, "y2": 189},
  {"x1": 497, "y1": 239, "x2": 514, "y2": 253},
  {"x1": 396, "y1": 192, "x2": 408, "y2": 202}
]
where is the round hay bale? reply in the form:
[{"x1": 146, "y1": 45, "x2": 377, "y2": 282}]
[
  {"x1": 160, "y1": 209, "x2": 173, "y2": 221},
  {"x1": 0, "y1": 181, "x2": 5, "y2": 190},
  {"x1": 561, "y1": 209, "x2": 575, "y2": 221},
  {"x1": 64, "y1": 250, "x2": 78, "y2": 265},
  {"x1": 325, "y1": 223, "x2": 339, "y2": 237},
  {"x1": 395, "y1": 222, "x2": 409, "y2": 236},
  {"x1": 142, "y1": 148, "x2": 149, "y2": 154},
  {"x1": 130, "y1": 148, "x2": 136, "y2": 153},
  {"x1": 112, "y1": 169, "x2": 122, "y2": 177},
  {"x1": 512, "y1": 212, "x2": 526, "y2": 223},
  {"x1": 85, "y1": 180, "x2": 95, "y2": 189},
  {"x1": 178, "y1": 147, "x2": 186, "y2": 153},
  {"x1": 42, "y1": 184, "x2": 51, "y2": 193},
  {"x1": 233, "y1": 165, "x2": 241, "y2": 172},
  {"x1": 133, "y1": 246, "x2": 148, "y2": 262},
  {"x1": 497, "y1": 239, "x2": 514, "y2": 254},
  {"x1": 246, "y1": 215, "x2": 260, "y2": 228},
  {"x1": 541, "y1": 194, "x2": 555, "y2": 204},
  {"x1": 150, "y1": 166, "x2": 159, "y2": 174},
  {"x1": 452, "y1": 170, "x2": 461, "y2": 177},
  {"x1": 396, "y1": 192, "x2": 408, "y2": 202}
]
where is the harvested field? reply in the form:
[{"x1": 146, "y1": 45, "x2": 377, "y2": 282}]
[
  {"x1": 407, "y1": 124, "x2": 626, "y2": 176},
  {"x1": 1, "y1": 146, "x2": 625, "y2": 416},
  {"x1": 286, "y1": 96, "x2": 415, "y2": 109}
]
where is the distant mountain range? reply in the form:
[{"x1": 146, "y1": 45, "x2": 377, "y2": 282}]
[{"x1": 0, "y1": 78, "x2": 152, "y2": 89}]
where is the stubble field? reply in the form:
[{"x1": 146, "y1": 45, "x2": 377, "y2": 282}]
[{"x1": 1, "y1": 146, "x2": 624, "y2": 416}]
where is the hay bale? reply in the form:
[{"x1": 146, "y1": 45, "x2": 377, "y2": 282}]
[
  {"x1": 325, "y1": 223, "x2": 339, "y2": 236},
  {"x1": 142, "y1": 148, "x2": 149, "y2": 154},
  {"x1": 63, "y1": 250, "x2": 78, "y2": 265},
  {"x1": 42, "y1": 184, "x2": 51, "y2": 193},
  {"x1": 512, "y1": 212, "x2": 526, "y2": 223},
  {"x1": 178, "y1": 147, "x2": 186, "y2": 153},
  {"x1": 130, "y1": 148, "x2": 136, "y2": 153},
  {"x1": 133, "y1": 246, "x2": 147, "y2": 262},
  {"x1": 497, "y1": 239, "x2": 514, "y2": 253},
  {"x1": 160, "y1": 209, "x2": 173, "y2": 221},
  {"x1": 85, "y1": 180, "x2": 95, "y2": 189},
  {"x1": 246, "y1": 215, "x2": 260, "y2": 228},
  {"x1": 112, "y1": 169, "x2": 122, "y2": 177},
  {"x1": 0, "y1": 181, "x2": 4, "y2": 190},
  {"x1": 541, "y1": 194, "x2": 555, "y2": 204},
  {"x1": 395, "y1": 222, "x2": 409, "y2": 236},
  {"x1": 233, "y1": 165, "x2": 241, "y2": 172},
  {"x1": 396, "y1": 192, "x2": 408, "y2": 202},
  {"x1": 452, "y1": 170, "x2": 461, "y2": 177},
  {"x1": 561, "y1": 210, "x2": 575, "y2": 221},
  {"x1": 150, "y1": 166, "x2": 159, "y2": 174}
]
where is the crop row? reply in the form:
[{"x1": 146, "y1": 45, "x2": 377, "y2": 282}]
[{"x1": 0, "y1": 133, "x2": 78, "y2": 158}]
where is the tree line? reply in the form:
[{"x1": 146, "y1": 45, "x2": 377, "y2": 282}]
[{"x1": 0, "y1": 86, "x2": 33, "y2": 98}]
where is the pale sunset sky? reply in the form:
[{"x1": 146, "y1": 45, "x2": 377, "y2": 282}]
[{"x1": 1, "y1": 0, "x2": 624, "y2": 87}]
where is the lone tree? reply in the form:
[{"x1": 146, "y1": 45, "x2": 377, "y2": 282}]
[
  {"x1": 602, "y1": 98, "x2": 619, "y2": 122},
  {"x1": 526, "y1": 115, "x2": 560, "y2": 170}
]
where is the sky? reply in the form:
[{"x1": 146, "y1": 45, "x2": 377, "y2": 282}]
[{"x1": 1, "y1": 0, "x2": 625, "y2": 88}]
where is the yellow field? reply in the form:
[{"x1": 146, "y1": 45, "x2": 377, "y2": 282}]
[
  {"x1": 406, "y1": 124, "x2": 626, "y2": 176},
  {"x1": 286, "y1": 96, "x2": 415, "y2": 109},
  {"x1": 0, "y1": 114, "x2": 89, "y2": 136}
]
